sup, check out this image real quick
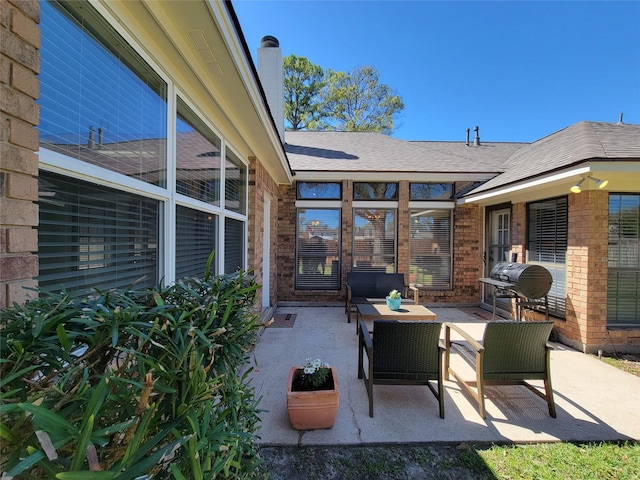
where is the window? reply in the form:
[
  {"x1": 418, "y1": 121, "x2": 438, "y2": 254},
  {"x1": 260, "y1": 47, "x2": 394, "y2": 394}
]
[
  {"x1": 224, "y1": 217, "x2": 245, "y2": 273},
  {"x1": 527, "y1": 197, "x2": 568, "y2": 318},
  {"x1": 38, "y1": 1, "x2": 249, "y2": 293},
  {"x1": 297, "y1": 182, "x2": 341, "y2": 199},
  {"x1": 39, "y1": 1, "x2": 167, "y2": 187},
  {"x1": 176, "y1": 98, "x2": 221, "y2": 205},
  {"x1": 225, "y1": 150, "x2": 247, "y2": 215},
  {"x1": 353, "y1": 209, "x2": 396, "y2": 272},
  {"x1": 410, "y1": 183, "x2": 453, "y2": 200},
  {"x1": 608, "y1": 194, "x2": 640, "y2": 326},
  {"x1": 353, "y1": 183, "x2": 398, "y2": 200},
  {"x1": 296, "y1": 209, "x2": 341, "y2": 290},
  {"x1": 38, "y1": 172, "x2": 159, "y2": 294},
  {"x1": 409, "y1": 209, "x2": 452, "y2": 289},
  {"x1": 176, "y1": 206, "x2": 217, "y2": 279}
]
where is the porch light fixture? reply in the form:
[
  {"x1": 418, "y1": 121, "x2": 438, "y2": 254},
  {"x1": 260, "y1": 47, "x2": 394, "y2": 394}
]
[
  {"x1": 570, "y1": 176, "x2": 609, "y2": 193},
  {"x1": 570, "y1": 178, "x2": 584, "y2": 193},
  {"x1": 589, "y1": 175, "x2": 609, "y2": 189}
]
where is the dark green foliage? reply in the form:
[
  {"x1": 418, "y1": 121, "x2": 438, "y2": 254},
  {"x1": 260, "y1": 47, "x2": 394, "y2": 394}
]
[{"x1": 0, "y1": 261, "x2": 263, "y2": 479}]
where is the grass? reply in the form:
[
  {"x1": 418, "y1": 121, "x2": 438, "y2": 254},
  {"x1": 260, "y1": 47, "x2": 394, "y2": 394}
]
[
  {"x1": 257, "y1": 441, "x2": 640, "y2": 479},
  {"x1": 597, "y1": 354, "x2": 640, "y2": 377},
  {"x1": 478, "y1": 441, "x2": 640, "y2": 479}
]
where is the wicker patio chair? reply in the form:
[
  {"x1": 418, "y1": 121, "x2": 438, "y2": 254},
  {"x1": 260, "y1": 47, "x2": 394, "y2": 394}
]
[
  {"x1": 444, "y1": 321, "x2": 556, "y2": 419},
  {"x1": 358, "y1": 320, "x2": 444, "y2": 418}
]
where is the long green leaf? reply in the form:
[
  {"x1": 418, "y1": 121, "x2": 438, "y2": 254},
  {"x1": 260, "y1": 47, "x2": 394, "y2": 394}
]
[
  {"x1": 4, "y1": 435, "x2": 74, "y2": 477},
  {"x1": 117, "y1": 436, "x2": 189, "y2": 480},
  {"x1": 0, "y1": 364, "x2": 40, "y2": 388},
  {"x1": 17, "y1": 403, "x2": 77, "y2": 435},
  {"x1": 57, "y1": 472, "x2": 119, "y2": 479},
  {"x1": 70, "y1": 414, "x2": 94, "y2": 470},
  {"x1": 0, "y1": 421, "x2": 19, "y2": 443},
  {"x1": 170, "y1": 463, "x2": 188, "y2": 480},
  {"x1": 57, "y1": 323, "x2": 70, "y2": 352}
]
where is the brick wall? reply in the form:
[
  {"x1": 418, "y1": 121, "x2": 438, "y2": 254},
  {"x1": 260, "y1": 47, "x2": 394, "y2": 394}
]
[
  {"x1": 0, "y1": 0, "x2": 40, "y2": 307},
  {"x1": 562, "y1": 190, "x2": 610, "y2": 352},
  {"x1": 247, "y1": 157, "x2": 281, "y2": 313},
  {"x1": 275, "y1": 180, "x2": 483, "y2": 305},
  {"x1": 513, "y1": 194, "x2": 639, "y2": 353}
]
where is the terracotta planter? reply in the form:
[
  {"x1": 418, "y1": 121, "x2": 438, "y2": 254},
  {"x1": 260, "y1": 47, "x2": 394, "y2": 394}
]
[{"x1": 286, "y1": 366, "x2": 339, "y2": 430}]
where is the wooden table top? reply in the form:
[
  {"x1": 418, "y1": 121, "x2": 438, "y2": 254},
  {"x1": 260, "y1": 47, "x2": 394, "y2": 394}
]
[{"x1": 356, "y1": 303, "x2": 437, "y2": 321}]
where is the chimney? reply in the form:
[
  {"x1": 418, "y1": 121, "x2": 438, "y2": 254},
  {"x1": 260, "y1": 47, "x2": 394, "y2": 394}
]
[
  {"x1": 258, "y1": 35, "x2": 284, "y2": 143},
  {"x1": 473, "y1": 126, "x2": 480, "y2": 146},
  {"x1": 88, "y1": 126, "x2": 95, "y2": 149},
  {"x1": 465, "y1": 128, "x2": 470, "y2": 146},
  {"x1": 618, "y1": 113, "x2": 624, "y2": 124}
]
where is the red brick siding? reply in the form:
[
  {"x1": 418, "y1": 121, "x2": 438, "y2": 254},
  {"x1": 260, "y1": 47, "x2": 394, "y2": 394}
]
[{"x1": 0, "y1": 0, "x2": 39, "y2": 307}]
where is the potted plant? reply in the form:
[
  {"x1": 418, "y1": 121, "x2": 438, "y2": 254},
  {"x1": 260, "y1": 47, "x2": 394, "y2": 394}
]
[
  {"x1": 386, "y1": 289, "x2": 402, "y2": 311},
  {"x1": 286, "y1": 358, "x2": 339, "y2": 430}
]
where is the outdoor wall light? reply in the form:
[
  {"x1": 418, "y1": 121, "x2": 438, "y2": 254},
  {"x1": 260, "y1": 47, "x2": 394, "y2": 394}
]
[
  {"x1": 570, "y1": 176, "x2": 609, "y2": 193},
  {"x1": 589, "y1": 176, "x2": 609, "y2": 189},
  {"x1": 570, "y1": 178, "x2": 584, "y2": 193}
]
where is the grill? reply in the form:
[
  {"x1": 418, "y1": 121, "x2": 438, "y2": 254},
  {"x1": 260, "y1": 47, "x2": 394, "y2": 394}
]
[
  {"x1": 480, "y1": 262, "x2": 553, "y2": 320},
  {"x1": 489, "y1": 262, "x2": 553, "y2": 299}
]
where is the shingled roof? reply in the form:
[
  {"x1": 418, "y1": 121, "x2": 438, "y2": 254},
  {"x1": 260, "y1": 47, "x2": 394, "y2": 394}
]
[
  {"x1": 284, "y1": 121, "x2": 640, "y2": 194},
  {"x1": 284, "y1": 131, "x2": 525, "y2": 173},
  {"x1": 469, "y1": 121, "x2": 640, "y2": 195}
]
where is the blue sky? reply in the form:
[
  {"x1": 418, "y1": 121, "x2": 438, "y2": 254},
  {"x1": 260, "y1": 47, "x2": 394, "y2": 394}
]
[{"x1": 233, "y1": 0, "x2": 640, "y2": 142}]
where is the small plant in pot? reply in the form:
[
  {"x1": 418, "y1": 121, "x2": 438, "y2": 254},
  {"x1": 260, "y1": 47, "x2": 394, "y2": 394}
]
[
  {"x1": 291, "y1": 358, "x2": 333, "y2": 391},
  {"x1": 386, "y1": 289, "x2": 402, "y2": 310},
  {"x1": 287, "y1": 358, "x2": 339, "y2": 430}
]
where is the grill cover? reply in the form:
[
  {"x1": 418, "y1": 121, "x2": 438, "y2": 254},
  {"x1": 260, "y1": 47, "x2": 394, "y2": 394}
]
[{"x1": 489, "y1": 262, "x2": 552, "y2": 299}]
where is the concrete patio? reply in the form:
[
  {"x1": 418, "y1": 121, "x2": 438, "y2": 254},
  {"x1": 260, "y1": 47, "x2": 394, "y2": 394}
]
[{"x1": 248, "y1": 306, "x2": 640, "y2": 446}]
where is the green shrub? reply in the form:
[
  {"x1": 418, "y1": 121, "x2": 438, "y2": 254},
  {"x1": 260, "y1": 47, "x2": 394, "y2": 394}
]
[{"x1": 0, "y1": 259, "x2": 263, "y2": 479}]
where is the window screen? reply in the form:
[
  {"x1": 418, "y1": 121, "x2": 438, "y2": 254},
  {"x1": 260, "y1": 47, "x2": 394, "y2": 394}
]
[
  {"x1": 353, "y1": 183, "x2": 397, "y2": 200},
  {"x1": 224, "y1": 217, "x2": 244, "y2": 273},
  {"x1": 296, "y1": 209, "x2": 341, "y2": 290},
  {"x1": 39, "y1": 1, "x2": 167, "y2": 187},
  {"x1": 608, "y1": 194, "x2": 640, "y2": 325},
  {"x1": 409, "y1": 209, "x2": 452, "y2": 289},
  {"x1": 176, "y1": 98, "x2": 221, "y2": 205},
  {"x1": 297, "y1": 182, "x2": 341, "y2": 199},
  {"x1": 176, "y1": 206, "x2": 217, "y2": 279},
  {"x1": 225, "y1": 150, "x2": 247, "y2": 214},
  {"x1": 38, "y1": 171, "x2": 159, "y2": 293},
  {"x1": 527, "y1": 197, "x2": 568, "y2": 317},
  {"x1": 409, "y1": 183, "x2": 453, "y2": 200},
  {"x1": 353, "y1": 209, "x2": 396, "y2": 272}
]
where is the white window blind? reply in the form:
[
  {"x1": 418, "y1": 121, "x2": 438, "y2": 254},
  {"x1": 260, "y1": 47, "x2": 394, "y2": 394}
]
[
  {"x1": 353, "y1": 209, "x2": 396, "y2": 273},
  {"x1": 409, "y1": 209, "x2": 452, "y2": 289},
  {"x1": 527, "y1": 197, "x2": 568, "y2": 317},
  {"x1": 38, "y1": 172, "x2": 159, "y2": 293},
  {"x1": 608, "y1": 194, "x2": 640, "y2": 325},
  {"x1": 39, "y1": 1, "x2": 168, "y2": 187},
  {"x1": 176, "y1": 206, "x2": 217, "y2": 279},
  {"x1": 225, "y1": 151, "x2": 247, "y2": 215},
  {"x1": 224, "y1": 217, "x2": 244, "y2": 273},
  {"x1": 296, "y1": 209, "x2": 341, "y2": 290},
  {"x1": 176, "y1": 98, "x2": 221, "y2": 205}
]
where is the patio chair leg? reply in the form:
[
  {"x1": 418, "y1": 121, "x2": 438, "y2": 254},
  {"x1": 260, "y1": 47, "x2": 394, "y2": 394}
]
[{"x1": 544, "y1": 378, "x2": 557, "y2": 418}]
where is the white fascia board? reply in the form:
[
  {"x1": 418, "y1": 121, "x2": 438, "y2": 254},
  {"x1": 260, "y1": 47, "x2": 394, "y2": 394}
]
[
  {"x1": 292, "y1": 171, "x2": 495, "y2": 182},
  {"x1": 458, "y1": 166, "x2": 592, "y2": 204}
]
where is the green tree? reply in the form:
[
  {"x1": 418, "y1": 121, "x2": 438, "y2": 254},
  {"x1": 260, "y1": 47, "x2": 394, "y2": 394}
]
[
  {"x1": 320, "y1": 66, "x2": 404, "y2": 134},
  {"x1": 283, "y1": 54, "x2": 325, "y2": 130}
]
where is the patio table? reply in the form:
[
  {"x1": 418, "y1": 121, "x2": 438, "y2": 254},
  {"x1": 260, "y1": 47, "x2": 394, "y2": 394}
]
[{"x1": 355, "y1": 303, "x2": 437, "y2": 333}]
